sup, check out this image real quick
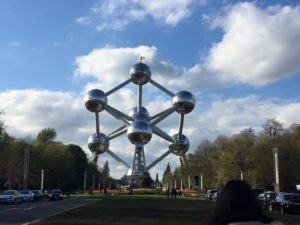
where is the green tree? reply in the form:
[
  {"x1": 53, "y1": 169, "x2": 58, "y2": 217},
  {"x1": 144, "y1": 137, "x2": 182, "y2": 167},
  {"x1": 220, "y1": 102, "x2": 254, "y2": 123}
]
[
  {"x1": 102, "y1": 160, "x2": 110, "y2": 179},
  {"x1": 138, "y1": 171, "x2": 154, "y2": 188},
  {"x1": 66, "y1": 144, "x2": 88, "y2": 190},
  {"x1": 36, "y1": 128, "x2": 57, "y2": 145}
]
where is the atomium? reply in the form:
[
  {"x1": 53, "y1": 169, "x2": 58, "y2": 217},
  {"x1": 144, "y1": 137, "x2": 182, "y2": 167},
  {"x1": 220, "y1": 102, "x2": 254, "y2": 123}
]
[
  {"x1": 88, "y1": 133, "x2": 109, "y2": 154},
  {"x1": 130, "y1": 62, "x2": 151, "y2": 85},
  {"x1": 85, "y1": 89, "x2": 107, "y2": 112},
  {"x1": 84, "y1": 59, "x2": 195, "y2": 182},
  {"x1": 173, "y1": 91, "x2": 195, "y2": 114},
  {"x1": 169, "y1": 134, "x2": 190, "y2": 156}
]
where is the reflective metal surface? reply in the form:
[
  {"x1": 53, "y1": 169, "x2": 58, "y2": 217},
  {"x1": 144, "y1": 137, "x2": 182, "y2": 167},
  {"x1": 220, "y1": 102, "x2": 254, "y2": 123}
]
[
  {"x1": 129, "y1": 106, "x2": 149, "y2": 118},
  {"x1": 172, "y1": 90, "x2": 195, "y2": 114},
  {"x1": 169, "y1": 134, "x2": 190, "y2": 156},
  {"x1": 88, "y1": 133, "x2": 109, "y2": 154},
  {"x1": 85, "y1": 89, "x2": 107, "y2": 112},
  {"x1": 130, "y1": 62, "x2": 151, "y2": 85},
  {"x1": 127, "y1": 120, "x2": 152, "y2": 145}
]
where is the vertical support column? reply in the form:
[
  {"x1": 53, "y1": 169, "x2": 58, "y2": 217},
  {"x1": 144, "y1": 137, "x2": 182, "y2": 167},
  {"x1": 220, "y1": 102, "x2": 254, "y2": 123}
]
[
  {"x1": 40, "y1": 169, "x2": 44, "y2": 192},
  {"x1": 181, "y1": 178, "x2": 183, "y2": 191},
  {"x1": 131, "y1": 145, "x2": 146, "y2": 183},
  {"x1": 178, "y1": 114, "x2": 184, "y2": 136},
  {"x1": 200, "y1": 174, "x2": 203, "y2": 191},
  {"x1": 188, "y1": 175, "x2": 191, "y2": 190},
  {"x1": 23, "y1": 145, "x2": 30, "y2": 190},
  {"x1": 273, "y1": 147, "x2": 280, "y2": 192},
  {"x1": 137, "y1": 84, "x2": 142, "y2": 113},
  {"x1": 98, "y1": 176, "x2": 101, "y2": 190},
  {"x1": 95, "y1": 112, "x2": 100, "y2": 137}
]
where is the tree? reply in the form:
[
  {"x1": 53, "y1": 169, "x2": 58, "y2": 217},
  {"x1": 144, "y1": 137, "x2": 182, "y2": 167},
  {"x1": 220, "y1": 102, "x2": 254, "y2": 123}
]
[
  {"x1": 162, "y1": 163, "x2": 172, "y2": 188},
  {"x1": 138, "y1": 171, "x2": 154, "y2": 188},
  {"x1": 102, "y1": 160, "x2": 110, "y2": 179},
  {"x1": 66, "y1": 144, "x2": 88, "y2": 190},
  {"x1": 262, "y1": 119, "x2": 284, "y2": 139},
  {"x1": 36, "y1": 128, "x2": 57, "y2": 145}
]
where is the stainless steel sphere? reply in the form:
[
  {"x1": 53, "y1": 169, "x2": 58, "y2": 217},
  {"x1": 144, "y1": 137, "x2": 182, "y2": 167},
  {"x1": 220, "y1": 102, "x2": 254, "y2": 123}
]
[
  {"x1": 88, "y1": 133, "x2": 109, "y2": 154},
  {"x1": 127, "y1": 120, "x2": 152, "y2": 145},
  {"x1": 130, "y1": 62, "x2": 151, "y2": 85},
  {"x1": 169, "y1": 134, "x2": 190, "y2": 156},
  {"x1": 172, "y1": 91, "x2": 195, "y2": 114},
  {"x1": 85, "y1": 89, "x2": 107, "y2": 112},
  {"x1": 129, "y1": 106, "x2": 149, "y2": 118}
]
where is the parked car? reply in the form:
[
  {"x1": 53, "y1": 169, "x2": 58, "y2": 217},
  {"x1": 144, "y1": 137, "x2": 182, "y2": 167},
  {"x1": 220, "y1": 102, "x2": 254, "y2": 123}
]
[
  {"x1": 206, "y1": 189, "x2": 218, "y2": 200},
  {"x1": 48, "y1": 189, "x2": 63, "y2": 200},
  {"x1": 257, "y1": 191, "x2": 277, "y2": 210},
  {"x1": 19, "y1": 190, "x2": 34, "y2": 202},
  {"x1": 0, "y1": 190, "x2": 22, "y2": 204},
  {"x1": 269, "y1": 193, "x2": 300, "y2": 214},
  {"x1": 31, "y1": 190, "x2": 43, "y2": 201},
  {"x1": 252, "y1": 188, "x2": 264, "y2": 197}
]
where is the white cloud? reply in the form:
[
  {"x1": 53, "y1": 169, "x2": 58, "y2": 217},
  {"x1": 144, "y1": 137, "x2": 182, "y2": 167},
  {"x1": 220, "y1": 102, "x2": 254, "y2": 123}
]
[
  {"x1": 205, "y1": 3, "x2": 300, "y2": 85},
  {"x1": 76, "y1": 0, "x2": 205, "y2": 30}
]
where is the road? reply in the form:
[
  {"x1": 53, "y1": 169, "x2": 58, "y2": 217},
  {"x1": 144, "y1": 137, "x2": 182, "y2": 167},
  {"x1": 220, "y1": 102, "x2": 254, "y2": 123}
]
[{"x1": 0, "y1": 198, "x2": 96, "y2": 225}]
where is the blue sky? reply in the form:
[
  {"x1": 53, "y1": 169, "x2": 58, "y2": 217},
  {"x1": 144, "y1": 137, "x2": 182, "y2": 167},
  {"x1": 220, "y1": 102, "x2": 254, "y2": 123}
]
[{"x1": 1, "y1": 0, "x2": 300, "y2": 179}]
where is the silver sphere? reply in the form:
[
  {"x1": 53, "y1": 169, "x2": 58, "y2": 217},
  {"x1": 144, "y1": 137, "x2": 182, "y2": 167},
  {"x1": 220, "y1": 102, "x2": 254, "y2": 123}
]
[
  {"x1": 88, "y1": 133, "x2": 109, "y2": 154},
  {"x1": 130, "y1": 62, "x2": 151, "y2": 85},
  {"x1": 129, "y1": 106, "x2": 149, "y2": 118},
  {"x1": 127, "y1": 120, "x2": 152, "y2": 145},
  {"x1": 169, "y1": 134, "x2": 190, "y2": 156},
  {"x1": 85, "y1": 89, "x2": 107, "y2": 112},
  {"x1": 172, "y1": 91, "x2": 195, "y2": 114}
]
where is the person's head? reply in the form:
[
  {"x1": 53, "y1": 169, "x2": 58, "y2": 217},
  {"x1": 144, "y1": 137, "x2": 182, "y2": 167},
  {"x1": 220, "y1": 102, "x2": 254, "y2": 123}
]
[{"x1": 208, "y1": 180, "x2": 271, "y2": 225}]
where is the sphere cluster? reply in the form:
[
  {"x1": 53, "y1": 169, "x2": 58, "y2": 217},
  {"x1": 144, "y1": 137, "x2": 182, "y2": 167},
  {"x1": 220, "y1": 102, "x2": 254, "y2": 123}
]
[
  {"x1": 130, "y1": 62, "x2": 151, "y2": 85},
  {"x1": 85, "y1": 89, "x2": 107, "y2": 112},
  {"x1": 88, "y1": 133, "x2": 109, "y2": 154},
  {"x1": 172, "y1": 91, "x2": 195, "y2": 114},
  {"x1": 169, "y1": 134, "x2": 190, "y2": 156}
]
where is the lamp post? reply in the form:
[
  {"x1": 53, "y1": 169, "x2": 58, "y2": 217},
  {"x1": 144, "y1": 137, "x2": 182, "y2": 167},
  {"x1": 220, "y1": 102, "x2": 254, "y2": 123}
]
[
  {"x1": 40, "y1": 169, "x2": 44, "y2": 192},
  {"x1": 273, "y1": 147, "x2": 280, "y2": 192},
  {"x1": 23, "y1": 145, "x2": 30, "y2": 189}
]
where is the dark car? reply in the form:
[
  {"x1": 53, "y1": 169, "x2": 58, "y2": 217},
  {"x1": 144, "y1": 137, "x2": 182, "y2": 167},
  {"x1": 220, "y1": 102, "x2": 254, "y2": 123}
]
[
  {"x1": 257, "y1": 191, "x2": 277, "y2": 210},
  {"x1": 206, "y1": 189, "x2": 218, "y2": 200},
  {"x1": 48, "y1": 189, "x2": 63, "y2": 200},
  {"x1": 32, "y1": 190, "x2": 43, "y2": 201},
  {"x1": 269, "y1": 193, "x2": 300, "y2": 214}
]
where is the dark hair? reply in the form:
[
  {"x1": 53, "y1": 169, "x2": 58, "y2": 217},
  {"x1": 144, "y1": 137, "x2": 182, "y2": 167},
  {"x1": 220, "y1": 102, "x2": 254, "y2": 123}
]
[{"x1": 207, "y1": 180, "x2": 273, "y2": 225}]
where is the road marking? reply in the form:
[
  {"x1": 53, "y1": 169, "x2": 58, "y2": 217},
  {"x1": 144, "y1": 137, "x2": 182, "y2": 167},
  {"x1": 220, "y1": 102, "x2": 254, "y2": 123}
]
[{"x1": 0, "y1": 207, "x2": 21, "y2": 214}]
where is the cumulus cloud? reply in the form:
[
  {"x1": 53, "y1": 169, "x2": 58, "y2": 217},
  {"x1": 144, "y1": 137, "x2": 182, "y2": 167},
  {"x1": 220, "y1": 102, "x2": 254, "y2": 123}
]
[
  {"x1": 76, "y1": 0, "x2": 205, "y2": 30},
  {"x1": 205, "y1": 3, "x2": 300, "y2": 85}
]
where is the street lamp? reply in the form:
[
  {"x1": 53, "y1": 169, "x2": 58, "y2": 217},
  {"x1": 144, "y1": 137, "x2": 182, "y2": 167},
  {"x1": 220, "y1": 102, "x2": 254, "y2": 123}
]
[
  {"x1": 23, "y1": 144, "x2": 30, "y2": 189},
  {"x1": 273, "y1": 147, "x2": 280, "y2": 192}
]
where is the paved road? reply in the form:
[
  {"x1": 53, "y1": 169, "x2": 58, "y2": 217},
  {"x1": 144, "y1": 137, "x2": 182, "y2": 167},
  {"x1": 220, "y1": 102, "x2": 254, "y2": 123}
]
[{"x1": 0, "y1": 198, "x2": 96, "y2": 225}]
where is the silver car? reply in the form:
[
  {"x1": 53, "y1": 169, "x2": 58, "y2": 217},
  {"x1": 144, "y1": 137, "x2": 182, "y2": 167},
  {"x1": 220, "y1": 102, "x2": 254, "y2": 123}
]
[
  {"x1": 0, "y1": 190, "x2": 22, "y2": 204},
  {"x1": 19, "y1": 190, "x2": 34, "y2": 202}
]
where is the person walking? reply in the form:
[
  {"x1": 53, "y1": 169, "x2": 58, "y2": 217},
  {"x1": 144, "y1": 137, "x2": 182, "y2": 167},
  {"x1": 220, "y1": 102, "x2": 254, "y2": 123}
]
[{"x1": 207, "y1": 180, "x2": 284, "y2": 225}]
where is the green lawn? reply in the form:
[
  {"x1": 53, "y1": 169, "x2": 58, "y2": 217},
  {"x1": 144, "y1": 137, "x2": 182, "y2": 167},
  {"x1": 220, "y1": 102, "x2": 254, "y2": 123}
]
[{"x1": 31, "y1": 195, "x2": 300, "y2": 225}]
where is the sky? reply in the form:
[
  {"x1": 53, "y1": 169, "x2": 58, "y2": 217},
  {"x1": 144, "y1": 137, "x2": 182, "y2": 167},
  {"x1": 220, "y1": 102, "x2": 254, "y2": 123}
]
[{"x1": 1, "y1": 0, "x2": 300, "y2": 179}]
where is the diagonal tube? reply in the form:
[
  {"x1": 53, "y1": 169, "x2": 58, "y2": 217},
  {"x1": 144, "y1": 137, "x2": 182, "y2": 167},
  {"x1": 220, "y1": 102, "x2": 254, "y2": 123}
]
[
  {"x1": 108, "y1": 127, "x2": 128, "y2": 140},
  {"x1": 104, "y1": 105, "x2": 131, "y2": 125},
  {"x1": 178, "y1": 113, "x2": 185, "y2": 136},
  {"x1": 106, "y1": 78, "x2": 132, "y2": 96},
  {"x1": 152, "y1": 126, "x2": 174, "y2": 143},
  {"x1": 150, "y1": 107, "x2": 176, "y2": 126},
  {"x1": 107, "y1": 149, "x2": 131, "y2": 168},
  {"x1": 149, "y1": 78, "x2": 175, "y2": 97},
  {"x1": 146, "y1": 149, "x2": 172, "y2": 170}
]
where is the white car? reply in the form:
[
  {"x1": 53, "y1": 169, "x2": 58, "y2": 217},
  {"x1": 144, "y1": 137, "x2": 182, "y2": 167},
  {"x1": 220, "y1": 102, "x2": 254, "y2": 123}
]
[
  {"x1": 0, "y1": 190, "x2": 22, "y2": 204},
  {"x1": 19, "y1": 190, "x2": 34, "y2": 202}
]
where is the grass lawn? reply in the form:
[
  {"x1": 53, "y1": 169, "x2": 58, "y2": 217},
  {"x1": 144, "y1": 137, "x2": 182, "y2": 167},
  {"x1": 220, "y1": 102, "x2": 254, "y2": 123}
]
[{"x1": 31, "y1": 195, "x2": 300, "y2": 225}]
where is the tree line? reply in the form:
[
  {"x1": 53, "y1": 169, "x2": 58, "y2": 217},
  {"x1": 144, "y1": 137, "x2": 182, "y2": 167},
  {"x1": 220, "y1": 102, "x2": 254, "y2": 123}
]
[
  {"x1": 162, "y1": 119, "x2": 300, "y2": 192},
  {"x1": 0, "y1": 111, "x2": 114, "y2": 191}
]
